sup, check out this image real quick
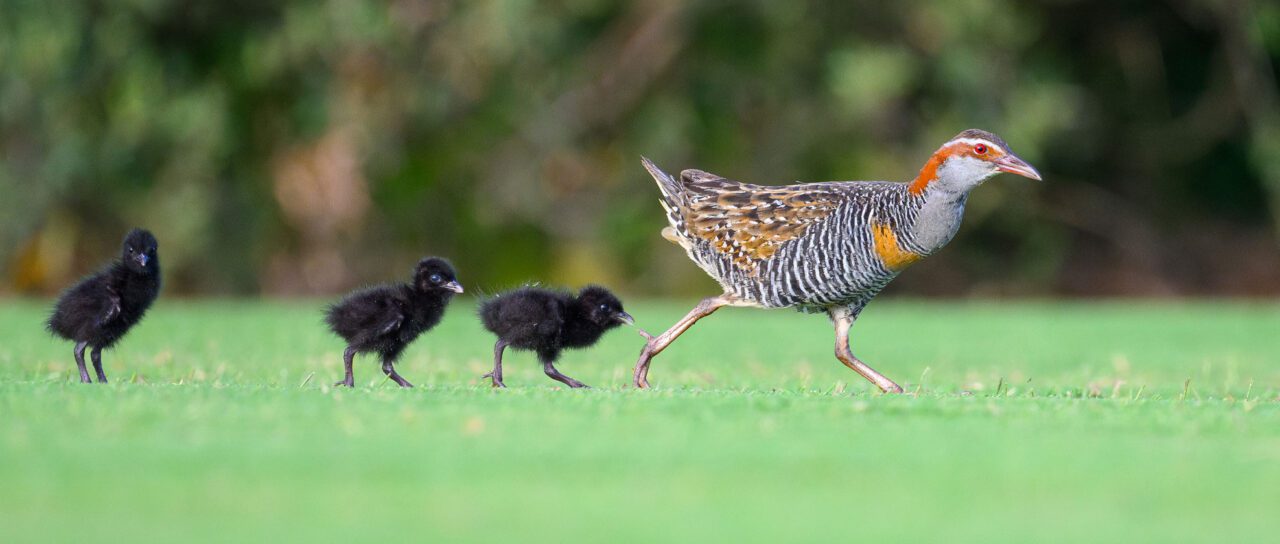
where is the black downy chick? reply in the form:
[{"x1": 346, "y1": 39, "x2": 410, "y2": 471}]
[
  {"x1": 47, "y1": 229, "x2": 161, "y2": 383},
  {"x1": 325, "y1": 257, "x2": 462, "y2": 388},
  {"x1": 478, "y1": 285, "x2": 634, "y2": 388}
]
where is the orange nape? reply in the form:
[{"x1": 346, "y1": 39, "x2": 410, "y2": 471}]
[{"x1": 871, "y1": 223, "x2": 923, "y2": 271}]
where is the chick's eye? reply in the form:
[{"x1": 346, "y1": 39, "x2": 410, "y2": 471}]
[
  {"x1": 599, "y1": 304, "x2": 609, "y2": 312},
  {"x1": 429, "y1": 274, "x2": 442, "y2": 283},
  {"x1": 974, "y1": 143, "x2": 988, "y2": 155}
]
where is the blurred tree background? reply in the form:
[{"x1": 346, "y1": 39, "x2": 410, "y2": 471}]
[{"x1": 1, "y1": 0, "x2": 1277, "y2": 298}]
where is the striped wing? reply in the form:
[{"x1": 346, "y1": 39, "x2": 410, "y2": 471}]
[{"x1": 676, "y1": 169, "x2": 844, "y2": 273}]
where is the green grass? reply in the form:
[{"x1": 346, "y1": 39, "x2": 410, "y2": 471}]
[{"x1": 1, "y1": 299, "x2": 1278, "y2": 543}]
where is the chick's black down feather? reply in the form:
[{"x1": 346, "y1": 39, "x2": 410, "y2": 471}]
[
  {"x1": 47, "y1": 228, "x2": 161, "y2": 383},
  {"x1": 478, "y1": 287, "x2": 568, "y2": 352},
  {"x1": 478, "y1": 285, "x2": 632, "y2": 388},
  {"x1": 48, "y1": 229, "x2": 161, "y2": 349},
  {"x1": 325, "y1": 257, "x2": 462, "y2": 387}
]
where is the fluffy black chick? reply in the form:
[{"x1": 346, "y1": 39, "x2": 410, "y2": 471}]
[
  {"x1": 325, "y1": 257, "x2": 462, "y2": 388},
  {"x1": 478, "y1": 285, "x2": 634, "y2": 388},
  {"x1": 47, "y1": 229, "x2": 161, "y2": 383}
]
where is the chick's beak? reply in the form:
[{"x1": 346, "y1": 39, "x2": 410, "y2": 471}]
[
  {"x1": 135, "y1": 253, "x2": 149, "y2": 267},
  {"x1": 615, "y1": 311, "x2": 635, "y2": 326},
  {"x1": 994, "y1": 153, "x2": 1042, "y2": 181},
  {"x1": 443, "y1": 280, "x2": 464, "y2": 294}
]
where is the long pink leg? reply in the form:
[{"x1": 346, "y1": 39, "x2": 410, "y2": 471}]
[
  {"x1": 633, "y1": 295, "x2": 731, "y2": 388},
  {"x1": 830, "y1": 306, "x2": 903, "y2": 394}
]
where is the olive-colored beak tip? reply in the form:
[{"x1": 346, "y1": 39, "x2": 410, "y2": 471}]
[
  {"x1": 616, "y1": 311, "x2": 635, "y2": 326},
  {"x1": 445, "y1": 281, "x2": 464, "y2": 294}
]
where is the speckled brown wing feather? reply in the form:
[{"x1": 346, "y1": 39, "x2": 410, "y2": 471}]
[{"x1": 676, "y1": 169, "x2": 844, "y2": 273}]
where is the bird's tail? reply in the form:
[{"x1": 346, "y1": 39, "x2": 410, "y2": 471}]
[{"x1": 640, "y1": 157, "x2": 689, "y2": 245}]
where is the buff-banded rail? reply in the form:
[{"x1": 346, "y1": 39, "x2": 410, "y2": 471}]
[{"x1": 635, "y1": 129, "x2": 1042, "y2": 393}]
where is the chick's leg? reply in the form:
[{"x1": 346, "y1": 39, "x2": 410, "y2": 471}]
[
  {"x1": 830, "y1": 306, "x2": 903, "y2": 394},
  {"x1": 381, "y1": 358, "x2": 414, "y2": 388},
  {"x1": 481, "y1": 340, "x2": 508, "y2": 388},
  {"x1": 334, "y1": 346, "x2": 357, "y2": 387},
  {"x1": 540, "y1": 350, "x2": 588, "y2": 389},
  {"x1": 91, "y1": 346, "x2": 108, "y2": 383},
  {"x1": 73, "y1": 341, "x2": 91, "y2": 384},
  {"x1": 633, "y1": 295, "x2": 730, "y2": 388}
]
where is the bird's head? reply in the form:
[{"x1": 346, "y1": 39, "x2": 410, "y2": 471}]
[
  {"x1": 121, "y1": 228, "x2": 159, "y2": 274},
  {"x1": 576, "y1": 285, "x2": 634, "y2": 328},
  {"x1": 412, "y1": 257, "x2": 463, "y2": 295},
  {"x1": 909, "y1": 129, "x2": 1041, "y2": 195}
]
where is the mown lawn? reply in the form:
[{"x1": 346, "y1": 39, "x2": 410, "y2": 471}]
[{"x1": 1, "y1": 299, "x2": 1277, "y2": 543}]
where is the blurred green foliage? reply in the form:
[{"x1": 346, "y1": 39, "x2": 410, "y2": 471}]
[{"x1": 1, "y1": 0, "x2": 1277, "y2": 296}]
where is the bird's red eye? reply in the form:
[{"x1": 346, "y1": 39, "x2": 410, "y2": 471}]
[{"x1": 974, "y1": 144, "x2": 988, "y2": 155}]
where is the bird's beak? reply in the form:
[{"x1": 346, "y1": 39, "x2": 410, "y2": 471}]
[
  {"x1": 994, "y1": 153, "x2": 1042, "y2": 181},
  {"x1": 615, "y1": 311, "x2": 635, "y2": 326},
  {"x1": 444, "y1": 281, "x2": 464, "y2": 293},
  {"x1": 135, "y1": 253, "x2": 149, "y2": 267}
]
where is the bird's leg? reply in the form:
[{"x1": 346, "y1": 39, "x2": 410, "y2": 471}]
[
  {"x1": 829, "y1": 306, "x2": 903, "y2": 394},
  {"x1": 543, "y1": 363, "x2": 589, "y2": 388},
  {"x1": 540, "y1": 351, "x2": 588, "y2": 389},
  {"x1": 334, "y1": 346, "x2": 357, "y2": 387},
  {"x1": 632, "y1": 295, "x2": 730, "y2": 388},
  {"x1": 73, "y1": 341, "x2": 92, "y2": 384},
  {"x1": 481, "y1": 340, "x2": 508, "y2": 388},
  {"x1": 90, "y1": 346, "x2": 108, "y2": 383},
  {"x1": 381, "y1": 359, "x2": 414, "y2": 388}
]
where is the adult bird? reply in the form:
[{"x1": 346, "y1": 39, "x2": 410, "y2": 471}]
[{"x1": 635, "y1": 129, "x2": 1041, "y2": 393}]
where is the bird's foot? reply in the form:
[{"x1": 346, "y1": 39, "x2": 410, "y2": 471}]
[
  {"x1": 549, "y1": 380, "x2": 590, "y2": 389},
  {"x1": 480, "y1": 372, "x2": 506, "y2": 388},
  {"x1": 633, "y1": 347, "x2": 654, "y2": 389},
  {"x1": 333, "y1": 379, "x2": 354, "y2": 388}
]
